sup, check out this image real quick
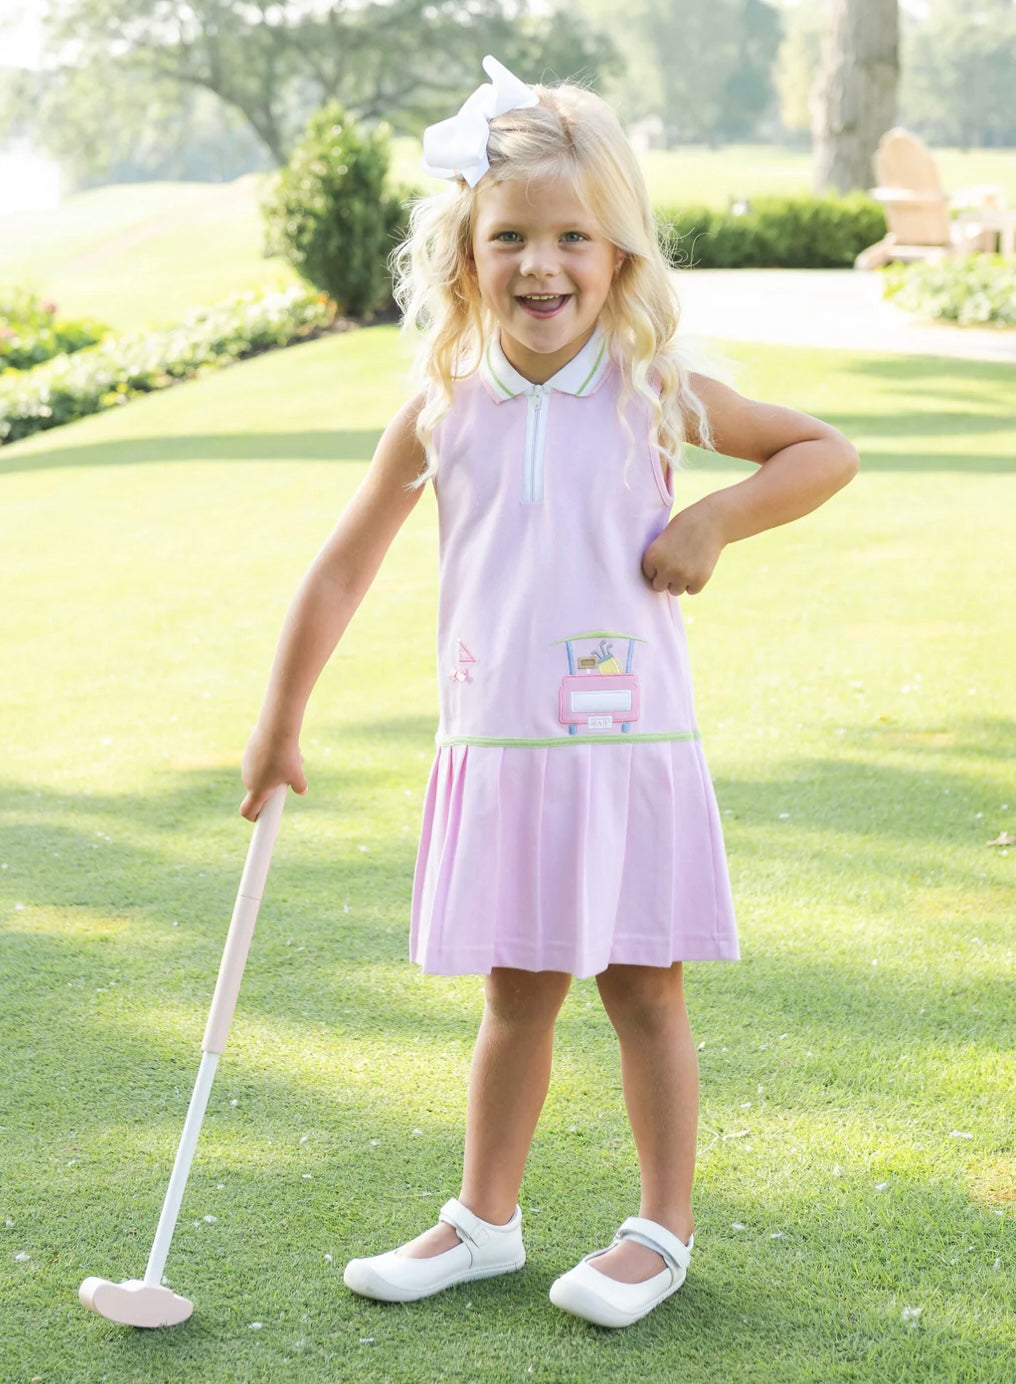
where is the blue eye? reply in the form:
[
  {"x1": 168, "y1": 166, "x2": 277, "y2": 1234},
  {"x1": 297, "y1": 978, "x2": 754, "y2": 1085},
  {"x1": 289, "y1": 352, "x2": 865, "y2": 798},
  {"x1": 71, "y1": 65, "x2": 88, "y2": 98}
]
[
  {"x1": 562, "y1": 232, "x2": 587, "y2": 242},
  {"x1": 495, "y1": 231, "x2": 521, "y2": 243}
]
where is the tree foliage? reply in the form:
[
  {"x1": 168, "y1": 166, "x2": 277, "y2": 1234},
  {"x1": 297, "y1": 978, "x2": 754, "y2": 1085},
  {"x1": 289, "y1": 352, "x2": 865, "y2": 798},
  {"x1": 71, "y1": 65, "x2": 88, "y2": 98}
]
[
  {"x1": 35, "y1": 1, "x2": 620, "y2": 168},
  {"x1": 576, "y1": 0, "x2": 782, "y2": 142},
  {"x1": 901, "y1": 0, "x2": 1016, "y2": 147},
  {"x1": 773, "y1": 0, "x2": 824, "y2": 136},
  {"x1": 9, "y1": 0, "x2": 1014, "y2": 190},
  {"x1": 2, "y1": 61, "x2": 269, "y2": 185}
]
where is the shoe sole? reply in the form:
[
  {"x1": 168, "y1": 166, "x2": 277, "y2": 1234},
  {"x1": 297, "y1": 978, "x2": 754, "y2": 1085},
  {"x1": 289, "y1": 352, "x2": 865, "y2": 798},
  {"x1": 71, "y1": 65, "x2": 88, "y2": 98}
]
[
  {"x1": 344, "y1": 1254, "x2": 526, "y2": 1304},
  {"x1": 549, "y1": 1270, "x2": 684, "y2": 1328}
]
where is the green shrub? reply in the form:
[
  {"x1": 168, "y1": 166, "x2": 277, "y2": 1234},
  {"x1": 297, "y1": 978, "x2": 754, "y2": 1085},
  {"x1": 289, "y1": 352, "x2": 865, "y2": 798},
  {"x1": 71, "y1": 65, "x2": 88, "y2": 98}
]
[
  {"x1": 0, "y1": 289, "x2": 108, "y2": 371},
  {"x1": 262, "y1": 103, "x2": 410, "y2": 318},
  {"x1": 883, "y1": 255, "x2": 1016, "y2": 326},
  {"x1": 0, "y1": 286, "x2": 331, "y2": 445},
  {"x1": 657, "y1": 194, "x2": 887, "y2": 269}
]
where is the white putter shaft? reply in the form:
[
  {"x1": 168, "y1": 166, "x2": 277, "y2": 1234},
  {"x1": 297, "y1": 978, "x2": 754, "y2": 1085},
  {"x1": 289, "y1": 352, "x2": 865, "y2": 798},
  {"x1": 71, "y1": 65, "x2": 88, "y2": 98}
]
[{"x1": 79, "y1": 786, "x2": 286, "y2": 1328}]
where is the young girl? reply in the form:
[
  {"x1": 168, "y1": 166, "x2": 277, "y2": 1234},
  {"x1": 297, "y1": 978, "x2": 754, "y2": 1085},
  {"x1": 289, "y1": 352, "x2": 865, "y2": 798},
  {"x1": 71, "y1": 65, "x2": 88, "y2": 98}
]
[{"x1": 240, "y1": 57, "x2": 857, "y2": 1329}]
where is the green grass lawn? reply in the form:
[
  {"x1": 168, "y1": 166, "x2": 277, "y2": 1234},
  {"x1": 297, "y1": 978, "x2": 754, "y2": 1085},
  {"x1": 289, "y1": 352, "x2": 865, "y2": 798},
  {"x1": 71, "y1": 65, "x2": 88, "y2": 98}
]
[
  {"x1": 4, "y1": 143, "x2": 1015, "y2": 332},
  {"x1": 1, "y1": 328, "x2": 1014, "y2": 1383},
  {"x1": 635, "y1": 143, "x2": 1016, "y2": 210}
]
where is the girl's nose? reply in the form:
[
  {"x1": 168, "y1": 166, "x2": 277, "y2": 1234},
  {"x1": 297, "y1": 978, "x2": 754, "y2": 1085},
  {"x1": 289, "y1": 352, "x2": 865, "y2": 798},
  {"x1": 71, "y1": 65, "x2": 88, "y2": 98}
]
[{"x1": 520, "y1": 239, "x2": 559, "y2": 278}]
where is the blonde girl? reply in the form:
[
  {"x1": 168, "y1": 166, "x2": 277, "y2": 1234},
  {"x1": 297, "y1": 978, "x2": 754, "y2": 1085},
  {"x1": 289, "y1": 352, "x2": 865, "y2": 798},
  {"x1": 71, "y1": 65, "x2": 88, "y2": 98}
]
[{"x1": 241, "y1": 57, "x2": 857, "y2": 1328}]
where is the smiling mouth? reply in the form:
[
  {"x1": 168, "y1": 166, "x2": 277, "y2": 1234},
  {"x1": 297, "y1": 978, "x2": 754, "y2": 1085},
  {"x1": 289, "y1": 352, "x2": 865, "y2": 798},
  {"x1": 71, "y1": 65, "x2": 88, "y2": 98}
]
[{"x1": 516, "y1": 294, "x2": 571, "y2": 317}]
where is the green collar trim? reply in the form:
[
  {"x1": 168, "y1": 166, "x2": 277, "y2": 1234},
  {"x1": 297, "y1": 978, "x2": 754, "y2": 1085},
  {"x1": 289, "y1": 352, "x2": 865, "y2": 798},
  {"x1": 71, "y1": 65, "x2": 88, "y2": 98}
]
[
  {"x1": 574, "y1": 338, "x2": 607, "y2": 396},
  {"x1": 484, "y1": 340, "x2": 514, "y2": 398}
]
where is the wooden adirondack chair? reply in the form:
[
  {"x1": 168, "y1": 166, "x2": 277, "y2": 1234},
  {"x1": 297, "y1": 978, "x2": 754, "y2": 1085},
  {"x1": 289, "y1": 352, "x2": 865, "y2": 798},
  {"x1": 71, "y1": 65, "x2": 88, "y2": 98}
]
[{"x1": 854, "y1": 128, "x2": 995, "y2": 269}]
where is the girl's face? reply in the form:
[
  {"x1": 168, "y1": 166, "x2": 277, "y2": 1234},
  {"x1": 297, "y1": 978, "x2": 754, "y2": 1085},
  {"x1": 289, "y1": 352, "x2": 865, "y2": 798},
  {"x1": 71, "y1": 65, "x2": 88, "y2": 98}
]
[{"x1": 470, "y1": 174, "x2": 623, "y2": 384}]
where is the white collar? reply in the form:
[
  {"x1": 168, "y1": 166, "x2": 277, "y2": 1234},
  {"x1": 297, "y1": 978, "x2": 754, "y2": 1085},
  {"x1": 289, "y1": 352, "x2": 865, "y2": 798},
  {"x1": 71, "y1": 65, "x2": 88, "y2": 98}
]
[{"x1": 480, "y1": 326, "x2": 612, "y2": 403}]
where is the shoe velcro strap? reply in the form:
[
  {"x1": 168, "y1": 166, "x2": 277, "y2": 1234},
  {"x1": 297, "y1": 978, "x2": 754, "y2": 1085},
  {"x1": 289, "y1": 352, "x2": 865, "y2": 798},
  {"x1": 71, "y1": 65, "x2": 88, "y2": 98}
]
[
  {"x1": 616, "y1": 1218, "x2": 693, "y2": 1273},
  {"x1": 438, "y1": 1198, "x2": 491, "y2": 1248}
]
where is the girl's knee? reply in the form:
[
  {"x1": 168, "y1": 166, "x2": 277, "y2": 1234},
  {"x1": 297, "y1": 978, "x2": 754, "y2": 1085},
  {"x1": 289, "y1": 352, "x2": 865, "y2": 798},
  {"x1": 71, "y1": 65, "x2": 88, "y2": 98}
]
[
  {"x1": 596, "y1": 963, "x2": 687, "y2": 1036},
  {"x1": 484, "y1": 967, "x2": 571, "y2": 1027}
]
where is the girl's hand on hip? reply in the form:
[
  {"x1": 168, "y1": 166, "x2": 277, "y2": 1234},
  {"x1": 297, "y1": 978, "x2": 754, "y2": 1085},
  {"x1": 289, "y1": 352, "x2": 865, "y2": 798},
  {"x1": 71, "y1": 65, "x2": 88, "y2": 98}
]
[
  {"x1": 642, "y1": 499, "x2": 726, "y2": 596},
  {"x1": 240, "y1": 729, "x2": 308, "y2": 821}
]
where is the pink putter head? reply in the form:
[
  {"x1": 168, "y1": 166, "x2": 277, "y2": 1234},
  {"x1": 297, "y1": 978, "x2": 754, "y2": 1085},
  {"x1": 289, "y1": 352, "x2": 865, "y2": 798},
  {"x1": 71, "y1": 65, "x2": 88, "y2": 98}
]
[{"x1": 79, "y1": 1276, "x2": 193, "y2": 1328}]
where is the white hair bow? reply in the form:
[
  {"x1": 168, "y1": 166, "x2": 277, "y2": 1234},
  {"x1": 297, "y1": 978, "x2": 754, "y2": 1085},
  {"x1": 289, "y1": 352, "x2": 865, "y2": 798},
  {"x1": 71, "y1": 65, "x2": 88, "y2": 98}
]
[{"x1": 422, "y1": 55, "x2": 539, "y2": 188}]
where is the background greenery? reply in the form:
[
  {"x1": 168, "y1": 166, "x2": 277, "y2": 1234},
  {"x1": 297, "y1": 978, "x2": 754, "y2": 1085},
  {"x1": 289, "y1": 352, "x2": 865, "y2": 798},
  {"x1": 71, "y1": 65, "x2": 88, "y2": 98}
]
[
  {"x1": 2, "y1": 313, "x2": 1013, "y2": 1380},
  {"x1": 4, "y1": 0, "x2": 1013, "y2": 185},
  {"x1": 884, "y1": 256, "x2": 1016, "y2": 326},
  {"x1": 0, "y1": 286, "x2": 332, "y2": 445},
  {"x1": 656, "y1": 193, "x2": 885, "y2": 269},
  {"x1": 2, "y1": 144, "x2": 1015, "y2": 333},
  {"x1": 261, "y1": 104, "x2": 409, "y2": 319}
]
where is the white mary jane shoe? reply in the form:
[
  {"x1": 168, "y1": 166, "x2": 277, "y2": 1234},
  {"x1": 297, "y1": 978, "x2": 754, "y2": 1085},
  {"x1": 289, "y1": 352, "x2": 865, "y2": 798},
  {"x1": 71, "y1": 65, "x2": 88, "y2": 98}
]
[
  {"x1": 549, "y1": 1217, "x2": 693, "y2": 1329},
  {"x1": 342, "y1": 1198, "x2": 525, "y2": 1303}
]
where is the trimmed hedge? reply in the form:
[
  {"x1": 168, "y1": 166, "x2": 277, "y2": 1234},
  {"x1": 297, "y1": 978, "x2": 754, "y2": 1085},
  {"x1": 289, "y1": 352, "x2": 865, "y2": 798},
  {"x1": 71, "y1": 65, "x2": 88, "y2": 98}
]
[
  {"x1": 0, "y1": 289, "x2": 108, "y2": 370},
  {"x1": 0, "y1": 286, "x2": 332, "y2": 446},
  {"x1": 883, "y1": 255, "x2": 1016, "y2": 326},
  {"x1": 262, "y1": 103, "x2": 410, "y2": 317},
  {"x1": 657, "y1": 194, "x2": 887, "y2": 269}
]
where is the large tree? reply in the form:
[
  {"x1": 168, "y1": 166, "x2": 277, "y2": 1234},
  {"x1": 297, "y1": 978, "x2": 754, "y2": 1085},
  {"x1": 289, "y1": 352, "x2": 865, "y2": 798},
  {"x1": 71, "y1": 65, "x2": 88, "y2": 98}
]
[
  {"x1": 36, "y1": 1, "x2": 619, "y2": 168},
  {"x1": 812, "y1": 0, "x2": 899, "y2": 193}
]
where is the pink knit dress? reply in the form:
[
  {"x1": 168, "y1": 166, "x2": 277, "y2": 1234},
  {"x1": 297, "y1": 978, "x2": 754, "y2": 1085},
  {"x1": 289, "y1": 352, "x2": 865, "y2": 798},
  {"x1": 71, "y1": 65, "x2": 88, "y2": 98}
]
[{"x1": 410, "y1": 329, "x2": 738, "y2": 977}]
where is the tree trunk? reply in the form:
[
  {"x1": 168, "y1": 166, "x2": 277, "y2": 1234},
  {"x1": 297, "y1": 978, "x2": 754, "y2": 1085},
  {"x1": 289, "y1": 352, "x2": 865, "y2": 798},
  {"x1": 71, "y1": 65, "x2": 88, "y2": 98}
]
[{"x1": 812, "y1": 0, "x2": 899, "y2": 194}]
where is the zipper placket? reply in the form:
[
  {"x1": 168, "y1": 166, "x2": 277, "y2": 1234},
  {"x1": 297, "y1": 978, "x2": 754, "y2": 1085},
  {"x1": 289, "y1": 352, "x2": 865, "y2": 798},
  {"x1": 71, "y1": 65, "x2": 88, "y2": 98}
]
[{"x1": 522, "y1": 385, "x2": 548, "y2": 503}]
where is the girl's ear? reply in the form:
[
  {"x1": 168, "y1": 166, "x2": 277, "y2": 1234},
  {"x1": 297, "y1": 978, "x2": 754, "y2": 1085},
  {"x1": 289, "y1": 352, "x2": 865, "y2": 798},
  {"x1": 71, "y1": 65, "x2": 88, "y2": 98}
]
[{"x1": 614, "y1": 250, "x2": 627, "y2": 274}]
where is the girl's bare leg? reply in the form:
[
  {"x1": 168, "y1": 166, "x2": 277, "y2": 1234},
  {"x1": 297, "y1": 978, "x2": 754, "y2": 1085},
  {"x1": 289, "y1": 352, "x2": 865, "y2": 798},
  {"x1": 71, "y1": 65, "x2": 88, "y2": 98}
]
[
  {"x1": 400, "y1": 966, "x2": 572, "y2": 1258},
  {"x1": 589, "y1": 962, "x2": 698, "y2": 1283}
]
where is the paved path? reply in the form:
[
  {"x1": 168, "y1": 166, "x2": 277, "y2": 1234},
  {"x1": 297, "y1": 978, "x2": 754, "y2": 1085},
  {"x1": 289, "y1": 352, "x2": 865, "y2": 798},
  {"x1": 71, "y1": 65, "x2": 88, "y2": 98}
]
[{"x1": 674, "y1": 269, "x2": 1016, "y2": 364}]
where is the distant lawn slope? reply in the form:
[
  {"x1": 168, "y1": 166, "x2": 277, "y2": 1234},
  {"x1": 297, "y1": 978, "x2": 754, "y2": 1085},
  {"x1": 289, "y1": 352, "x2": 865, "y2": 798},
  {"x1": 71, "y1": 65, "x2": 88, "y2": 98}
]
[
  {"x1": 0, "y1": 176, "x2": 300, "y2": 332},
  {"x1": 3, "y1": 144, "x2": 1015, "y2": 332},
  {"x1": 636, "y1": 144, "x2": 1016, "y2": 210}
]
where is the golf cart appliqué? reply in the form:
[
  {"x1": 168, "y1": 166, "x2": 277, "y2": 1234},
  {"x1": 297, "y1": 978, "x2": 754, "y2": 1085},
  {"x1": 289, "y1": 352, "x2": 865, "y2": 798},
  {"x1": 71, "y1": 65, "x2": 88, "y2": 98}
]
[{"x1": 554, "y1": 631, "x2": 646, "y2": 734}]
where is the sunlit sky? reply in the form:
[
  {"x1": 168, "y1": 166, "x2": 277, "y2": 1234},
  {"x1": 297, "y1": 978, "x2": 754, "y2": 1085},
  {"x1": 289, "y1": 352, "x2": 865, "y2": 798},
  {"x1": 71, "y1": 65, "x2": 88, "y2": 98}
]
[
  {"x1": 0, "y1": 4, "x2": 45, "y2": 69},
  {"x1": 0, "y1": 5, "x2": 59, "y2": 215}
]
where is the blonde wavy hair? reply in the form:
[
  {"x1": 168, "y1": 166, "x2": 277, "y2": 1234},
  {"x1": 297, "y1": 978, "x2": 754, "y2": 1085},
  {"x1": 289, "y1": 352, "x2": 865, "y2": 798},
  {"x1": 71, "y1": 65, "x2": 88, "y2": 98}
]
[{"x1": 392, "y1": 77, "x2": 714, "y2": 482}]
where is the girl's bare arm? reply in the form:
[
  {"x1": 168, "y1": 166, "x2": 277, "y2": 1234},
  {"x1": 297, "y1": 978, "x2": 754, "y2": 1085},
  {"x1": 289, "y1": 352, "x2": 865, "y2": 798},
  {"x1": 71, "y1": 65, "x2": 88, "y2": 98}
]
[
  {"x1": 240, "y1": 393, "x2": 427, "y2": 819},
  {"x1": 642, "y1": 375, "x2": 859, "y2": 595}
]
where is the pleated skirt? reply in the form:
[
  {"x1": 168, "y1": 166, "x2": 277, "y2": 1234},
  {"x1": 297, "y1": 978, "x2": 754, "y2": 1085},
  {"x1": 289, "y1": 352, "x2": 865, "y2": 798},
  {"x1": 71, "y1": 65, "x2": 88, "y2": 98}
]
[{"x1": 409, "y1": 741, "x2": 739, "y2": 978}]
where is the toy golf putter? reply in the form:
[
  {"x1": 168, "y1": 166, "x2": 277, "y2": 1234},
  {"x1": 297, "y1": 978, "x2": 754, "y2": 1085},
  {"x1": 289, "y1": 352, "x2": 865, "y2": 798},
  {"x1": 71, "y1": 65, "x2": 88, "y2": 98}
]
[{"x1": 79, "y1": 786, "x2": 286, "y2": 1327}]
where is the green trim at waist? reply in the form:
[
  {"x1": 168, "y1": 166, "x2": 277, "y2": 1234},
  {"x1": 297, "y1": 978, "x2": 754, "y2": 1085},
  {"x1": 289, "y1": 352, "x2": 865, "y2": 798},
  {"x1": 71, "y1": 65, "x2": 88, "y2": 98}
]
[{"x1": 437, "y1": 731, "x2": 702, "y2": 748}]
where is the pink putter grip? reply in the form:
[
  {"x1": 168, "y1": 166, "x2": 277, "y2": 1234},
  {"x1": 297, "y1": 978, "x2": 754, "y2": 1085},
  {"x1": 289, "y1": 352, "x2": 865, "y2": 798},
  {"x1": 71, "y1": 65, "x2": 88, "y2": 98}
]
[{"x1": 202, "y1": 786, "x2": 286, "y2": 1056}]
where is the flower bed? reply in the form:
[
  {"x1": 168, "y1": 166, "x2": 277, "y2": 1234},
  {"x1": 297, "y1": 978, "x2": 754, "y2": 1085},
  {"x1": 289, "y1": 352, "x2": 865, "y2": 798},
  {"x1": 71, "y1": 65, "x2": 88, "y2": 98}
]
[
  {"x1": 0, "y1": 286, "x2": 333, "y2": 445},
  {"x1": 0, "y1": 290, "x2": 108, "y2": 371},
  {"x1": 883, "y1": 255, "x2": 1016, "y2": 327}
]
